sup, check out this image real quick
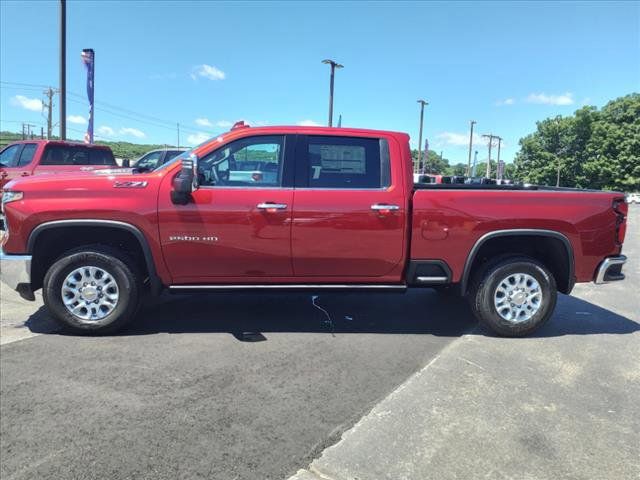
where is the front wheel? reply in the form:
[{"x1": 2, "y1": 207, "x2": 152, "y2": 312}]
[
  {"x1": 468, "y1": 256, "x2": 557, "y2": 337},
  {"x1": 43, "y1": 245, "x2": 141, "y2": 334}
]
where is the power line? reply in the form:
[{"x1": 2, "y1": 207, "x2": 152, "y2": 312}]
[
  {"x1": 0, "y1": 81, "x2": 51, "y2": 89},
  {"x1": 0, "y1": 85, "x2": 48, "y2": 93},
  {"x1": 66, "y1": 92, "x2": 204, "y2": 134},
  {"x1": 66, "y1": 97, "x2": 176, "y2": 131},
  {"x1": 3, "y1": 80, "x2": 221, "y2": 138}
]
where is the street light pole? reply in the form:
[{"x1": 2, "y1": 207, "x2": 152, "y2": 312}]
[
  {"x1": 322, "y1": 59, "x2": 343, "y2": 127},
  {"x1": 416, "y1": 99, "x2": 428, "y2": 174},
  {"x1": 59, "y1": 0, "x2": 66, "y2": 140},
  {"x1": 466, "y1": 120, "x2": 476, "y2": 176}
]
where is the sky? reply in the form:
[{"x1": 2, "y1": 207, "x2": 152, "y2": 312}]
[{"x1": 1, "y1": 0, "x2": 639, "y2": 163}]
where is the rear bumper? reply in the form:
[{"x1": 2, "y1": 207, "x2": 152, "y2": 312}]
[
  {"x1": 0, "y1": 248, "x2": 34, "y2": 300},
  {"x1": 594, "y1": 255, "x2": 627, "y2": 284}
]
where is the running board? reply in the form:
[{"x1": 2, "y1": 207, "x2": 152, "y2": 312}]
[
  {"x1": 415, "y1": 276, "x2": 449, "y2": 284},
  {"x1": 169, "y1": 284, "x2": 407, "y2": 292}
]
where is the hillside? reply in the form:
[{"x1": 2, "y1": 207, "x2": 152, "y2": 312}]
[{"x1": 0, "y1": 131, "x2": 177, "y2": 160}]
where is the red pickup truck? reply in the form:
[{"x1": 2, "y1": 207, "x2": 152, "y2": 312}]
[
  {"x1": 0, "y1": 125, "x2": 628, "y2": 337},
  {"x1": 0, "y1": 140, "x2": 117, "y2": 190}
]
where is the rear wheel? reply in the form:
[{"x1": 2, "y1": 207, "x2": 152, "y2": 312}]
[
  {"x1": 468, "y1": 256, "x2": 557, "y2": 337},
  {"x1": 43, "y1": 245, "x2": 141, "y2": 334}
]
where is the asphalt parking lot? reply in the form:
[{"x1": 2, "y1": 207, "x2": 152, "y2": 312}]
[{"x1": 1, "y1": 206, "x2": 638, "y2": 480}]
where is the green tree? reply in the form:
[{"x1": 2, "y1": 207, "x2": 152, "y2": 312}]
[
  {"x1": 514, "y1": 93, "x2": 639, "y2": 191},
  {"x1": 446, "y1": 162, "x2": 467, "y2": 176},
  {"x1": 410, "y1": 149, "x2": 449, "y2": 174}
]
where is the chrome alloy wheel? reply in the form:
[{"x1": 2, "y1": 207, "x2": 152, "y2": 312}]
[
  {"x1": 493, "y1": 273, "x2": 542, "y2": 323},
  {"x1": 61, "y1": 266, "x2": 119, "y2": 321}
]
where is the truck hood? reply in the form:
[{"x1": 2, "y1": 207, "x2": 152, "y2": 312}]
[{"x1": 2, "y1": 168, "x2": 160, "y2": 192}]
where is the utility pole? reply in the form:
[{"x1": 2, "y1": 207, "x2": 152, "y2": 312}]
[
  {"x1": 472, "y1": 150, "x2": 478, "y2": 177},
  {"x1": 177, "y1": 122, "x2": 180, "y2": 148},
  {"x1": 43, "y1": 87, "x2": 55, "y2": 139},
  {"x1": 25, "y1": 123, "x2": 36, "y2": 139},
  {"x1": 41, "y1": 126, "x2": 44, "y2": 139},
  {"x1": 21, "y1": 123, "x2": 26, "y2": 140},
  {"x1": 496, "y1": 136, "x2": 503, "y2": 180},
  {"x1": 466, "y1": 120, "x2": 476, "y2": 176},
  {"x1": 59, "y1": 0, "x2": 67, "y2": 140},
  {"x1": 322, "y1": 59, "x2": 343, "y2": 127},
  {"x1": 482, "y1": 133, "x2": 499, "y2": 178},
  {"x1": 416, "y1": 99, "x2": 428, "y2": 174}
]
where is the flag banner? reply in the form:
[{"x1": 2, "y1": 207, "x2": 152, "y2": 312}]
[{"x1": 81, "y1": 49, "x2": 94, "y2": 144}]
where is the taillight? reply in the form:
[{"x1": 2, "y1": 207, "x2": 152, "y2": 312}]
[{"x1": 613, "y1": 198, "x2": 628, "y2": 245}]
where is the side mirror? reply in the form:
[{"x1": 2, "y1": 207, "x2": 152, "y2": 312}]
[
  {"x1": 122, "y1": 159, "x2": 131, "y2": 167},
  {"x1": 171, "y1": 155, "x2": 198, "y2": 205}
]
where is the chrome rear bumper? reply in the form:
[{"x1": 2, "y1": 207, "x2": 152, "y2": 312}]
[{"x1": 594, "y1": 255, "x2": 627, "y2": 284}]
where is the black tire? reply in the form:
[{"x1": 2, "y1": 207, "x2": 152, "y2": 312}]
[
  {"x1": 468, "y1": 256, "x2": 557, "y2": 337},
  {"x1": 43, "y1": 245, "x2": 141, "y2": 334}
]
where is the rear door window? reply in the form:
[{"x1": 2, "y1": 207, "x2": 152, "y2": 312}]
[
  {"x1": 135, "y1": 151, "x2": 163, "y2": 170},
  {"x1": 302, "y1": 136, "x2": 390, "y2": 189},
  {"x1": 165, "y1": 150, "x2": 185, "y2": 162}
]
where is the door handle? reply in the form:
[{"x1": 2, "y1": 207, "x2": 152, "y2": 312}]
[
  {"x1": 257, "y1": 202, "x2": 288, "y2": 211},
  {"x1": 371, "y1": 204, "x2": 400, "y2": 212},
  {"x1": 20, "y1": 172, "x2": 30, "y2": 177}
]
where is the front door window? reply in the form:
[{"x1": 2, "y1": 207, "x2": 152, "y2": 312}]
[{"x1": 198, "y1": 136, "x2": 284, "y2": 187}]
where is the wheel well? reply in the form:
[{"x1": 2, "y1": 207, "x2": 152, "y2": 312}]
[
  {"x1": 29, "y1": 226, "x2": 151, "y2": 291},
  {"x1": 463, "y1": 234, "x2": 573, "y2": 294}
]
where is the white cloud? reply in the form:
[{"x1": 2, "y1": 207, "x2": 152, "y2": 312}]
[
  {"x1": 10, "y1": 95, "x2": 42, "y2": 112},
  {"x1": 191, "y1": 64, "x2": 226, "y2": 81},
  {"x1": 297, "y1": 119, "x2": 321, "y2": 126},
  {"x1": 495, "y1": 98, "x2": 515, "y2": 106},
  {"x1": 186, "y1": 132, "x2": 211, "y2": 146},
  {"x1": 67, "y1": 115, "x2": 87, "y2": 125},
  {"x1": 97, "y1": 125, "x2": 115, "y2": 136},
  {"x1": 119, "y1": 127, "x2": 146, "y2": 139},
  {"x1": 436, "y1": 132, "x2": 476, "y2": 146},
  {"x1": 525, "y1": 92, "x2": 574, "y2": 106},
  {"x1": 435, "y1": 132, "x2": 501, "y2": 149},
  {"x1": 195, "y1": 117, "x2": 213, "y2": 127}
]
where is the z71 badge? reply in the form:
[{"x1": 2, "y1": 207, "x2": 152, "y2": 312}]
[{"x1": 113, "y1": 181, "x2": 148, "y2": 188}]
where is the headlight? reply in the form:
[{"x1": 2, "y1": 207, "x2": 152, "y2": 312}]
[{"x1": 1, "y1": 191, "x2": 23, "y2": 212}]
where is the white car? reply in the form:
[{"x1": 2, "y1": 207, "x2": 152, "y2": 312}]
[{"x1": 627, "y1": 193, "x2": 640, "y2": 204}]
